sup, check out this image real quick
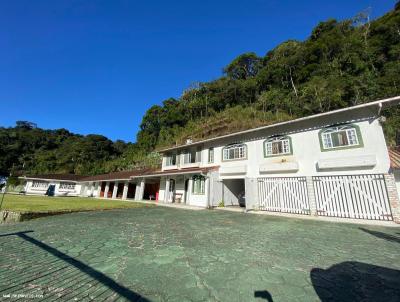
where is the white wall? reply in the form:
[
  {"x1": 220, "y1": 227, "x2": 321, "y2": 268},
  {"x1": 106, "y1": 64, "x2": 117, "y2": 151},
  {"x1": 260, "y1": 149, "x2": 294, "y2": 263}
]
[
  {"x1": 25, "y1": 180, "x2": 82, "y2": 197},
  {"x1": 161, "y1": 112, "x2": 390, "y2": 179}
]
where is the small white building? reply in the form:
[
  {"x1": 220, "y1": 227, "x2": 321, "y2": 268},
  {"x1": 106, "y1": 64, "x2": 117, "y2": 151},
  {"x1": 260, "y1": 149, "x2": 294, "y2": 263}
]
[
  {"x1": 22, "y1": 174, "x2": 85, "y2": 197},
  {"x1": 20, "y1": 96, "x2": 400, "y2": 224}
]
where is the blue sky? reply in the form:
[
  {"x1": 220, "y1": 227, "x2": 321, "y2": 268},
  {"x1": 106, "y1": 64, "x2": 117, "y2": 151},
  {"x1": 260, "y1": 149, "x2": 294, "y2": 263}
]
[{"x1": 0, "y1": 0, "x2": 396, "y2": 142}]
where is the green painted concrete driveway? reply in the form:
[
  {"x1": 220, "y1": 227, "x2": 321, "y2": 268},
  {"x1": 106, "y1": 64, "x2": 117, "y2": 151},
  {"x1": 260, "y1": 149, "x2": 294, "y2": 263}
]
[{"x1": 0, "y1": 207, "x2": 399, "y2": 301}]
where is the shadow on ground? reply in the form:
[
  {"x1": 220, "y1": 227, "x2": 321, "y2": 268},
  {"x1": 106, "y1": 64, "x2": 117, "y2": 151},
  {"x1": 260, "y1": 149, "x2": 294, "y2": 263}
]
[
  {"x1": 311, "y1": 261, "x2": 400, "y2": 302},
  {"x1": 359, "y1": 227, "x2": 400, "y2": 244},
  {"x1": 0, "y1": 231, "x2": 149, "y2": 301}
]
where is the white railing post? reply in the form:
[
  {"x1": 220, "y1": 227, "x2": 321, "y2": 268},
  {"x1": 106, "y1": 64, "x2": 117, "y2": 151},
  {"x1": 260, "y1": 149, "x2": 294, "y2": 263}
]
[{"x1": 306, "y1": 176, "x2": 317, "y2": 216}]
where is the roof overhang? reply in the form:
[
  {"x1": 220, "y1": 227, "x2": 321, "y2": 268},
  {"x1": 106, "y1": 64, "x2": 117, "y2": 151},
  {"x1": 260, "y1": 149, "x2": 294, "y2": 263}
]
[{"x1": 130, "y1": 167, "x2": 218, "y2": 179}]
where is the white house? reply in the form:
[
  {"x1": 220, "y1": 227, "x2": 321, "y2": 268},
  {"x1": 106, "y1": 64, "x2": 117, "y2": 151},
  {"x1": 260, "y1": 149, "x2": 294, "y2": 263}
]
[
  {"x1": 22, "y1": 174, "x2": 86, "y2": 197},
  {"x1": 21, "y1": 96, "x2": 400, "y2": 223}
]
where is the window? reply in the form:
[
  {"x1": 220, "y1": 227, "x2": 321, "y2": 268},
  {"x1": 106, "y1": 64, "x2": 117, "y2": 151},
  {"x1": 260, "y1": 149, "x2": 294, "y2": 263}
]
[
  {"x1": 32, "y1": 181, "x2": 48, "y2": 189},
  {"x1": 59, "y1": 182, "x2": 76, "y2": 190},
  {"x1": 192, "y1": 175, "x2": 205, "y2": 194},
  {"x1": 182, "y1": 148, "x2": 201, "y2": 164},
  {"x1": 222, "y1": 144, "x2": 247, "y2": 161},
  {"x1": 165, "y1": 153, "x2": 177, "y2": 166},
  {"x1": 208, "y1": 148, "x2": 214, "y2": 163},
  {"x1": 319, "y1": 124, "x2": 362, "y2": 151},
  {"x1": 264, "y1": 136, "x2": 292, "y2": 157}
]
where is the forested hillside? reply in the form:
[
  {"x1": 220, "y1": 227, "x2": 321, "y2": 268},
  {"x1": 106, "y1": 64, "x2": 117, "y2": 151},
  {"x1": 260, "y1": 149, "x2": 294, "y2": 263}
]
[
  {"x1": 1, "y1": 3, "x2": 400, "y2": 177},
  {"x1": 0, "y1": 121, "x2": 131, "y2": 176},
  {"x1": 137, "y1": 2, "x2": 400, "y2": 150}
]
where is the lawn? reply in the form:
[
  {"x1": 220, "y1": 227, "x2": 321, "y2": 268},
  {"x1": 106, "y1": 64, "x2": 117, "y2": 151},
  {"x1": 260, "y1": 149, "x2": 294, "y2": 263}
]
[
  {"x1": 0, "y1": 194, "x2": 149, "y2": 212},
  {"x1": 0, "y1": 207, "x2": 399, "y2": 301}
]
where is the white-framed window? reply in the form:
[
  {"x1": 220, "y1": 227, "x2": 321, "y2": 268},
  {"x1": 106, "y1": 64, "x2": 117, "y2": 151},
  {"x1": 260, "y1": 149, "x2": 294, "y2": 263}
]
[
  {"x1": 59, "y1": 182, "x2": 76, "y2": 190},
  {"x1": 320, "y1": 125, "x2": 361, "y2": 150},
  {"x1": 264, "y1": 136, "x2": 291, "y2": 157},
  {"x1": 165, "y1": 153, "x2": 177, "y2": 166},
  {"x1": 222, "y1": 144, "x2": 247, "y2": 161},
  {"x1": 192, "y1": 175, "x2": 205, "y2": 195},
  {"x1": 32, "y1": 181, "x2": 48, "y2": 189},
  {"x1": 208, "y1": 148, "x2": 214, "y2": 163},
  {"x1": 182, "y1": 148, "x2": 201, "y2": 164}
]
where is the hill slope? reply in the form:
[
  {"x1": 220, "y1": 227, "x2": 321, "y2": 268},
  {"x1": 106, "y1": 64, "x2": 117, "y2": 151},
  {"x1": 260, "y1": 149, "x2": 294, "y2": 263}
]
[{"x1": 137, "y1": 3, "x2": 400, "y2": 150}]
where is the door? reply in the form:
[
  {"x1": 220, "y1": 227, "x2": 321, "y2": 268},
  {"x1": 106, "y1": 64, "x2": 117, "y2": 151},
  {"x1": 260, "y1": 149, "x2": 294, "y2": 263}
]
[
  {"x1": 184, "y1": 179, "x2": 189, "y2": 204},
  {"x1": 46, "y1": 185, "x2": 56, "y2": 196},
  {"x1": 168, "y1": 179, "x2": 175, "y2": 203},
  {"x1": 258, "y1": 177, "x2": 310, "y2": 215},
  {"x1": 313, "y1": 174, "x2": 392, "y2": 220}
]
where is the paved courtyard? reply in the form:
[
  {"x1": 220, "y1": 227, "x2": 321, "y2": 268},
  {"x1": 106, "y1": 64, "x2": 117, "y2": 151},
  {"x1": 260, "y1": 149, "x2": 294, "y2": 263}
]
[{"x1": 0, "y1": 207, "x2": 399, "y2": 301}]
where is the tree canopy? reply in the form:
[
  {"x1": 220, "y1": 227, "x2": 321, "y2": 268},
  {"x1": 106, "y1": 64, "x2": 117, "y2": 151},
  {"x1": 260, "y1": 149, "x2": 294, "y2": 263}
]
[{"x1": 1, "y1": 3, "x2": 400, "y2": 176}]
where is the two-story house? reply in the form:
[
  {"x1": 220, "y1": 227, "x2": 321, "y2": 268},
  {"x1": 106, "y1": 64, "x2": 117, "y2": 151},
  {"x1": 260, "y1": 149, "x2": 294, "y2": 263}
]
[{"x1": 133, "y1": 96, "x2": 400, "y2": 222}]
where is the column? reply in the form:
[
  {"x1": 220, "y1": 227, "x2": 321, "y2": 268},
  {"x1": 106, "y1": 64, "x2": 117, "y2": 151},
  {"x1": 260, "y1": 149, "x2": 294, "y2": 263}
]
[
  {"x1": 112, "y1": 181, "x2": 119, "y2": 199},
  {"x1": 384, "y1": 173, "x2": 400, "y2": 223},
  {"x1": 104, "y1": 182, "x2": 110, "y2": 199},
  {"x1": 245, "y1": 177, "x2": 259, "y2": 211},
  {"x1": 306, "y1": 176, "x2": 317, "y2": 216},
  {"x1": 122, "y1": 182, "x2": 129, "y2": 200},
  {"x1": 96, "y1": 182, "x2": 101, "y2": 197},
  {"x1": 164, "y1": 179, "x2": 170, "y2": 203},
  {"x1": 135, "y1": 179, "x2": 145, "y2": 200}
]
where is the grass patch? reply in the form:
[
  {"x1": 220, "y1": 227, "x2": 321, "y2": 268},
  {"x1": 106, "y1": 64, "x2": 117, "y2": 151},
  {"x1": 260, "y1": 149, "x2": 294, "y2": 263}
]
[{"x1": 0, "y1": 194, "x2": 150, "y2": 213}]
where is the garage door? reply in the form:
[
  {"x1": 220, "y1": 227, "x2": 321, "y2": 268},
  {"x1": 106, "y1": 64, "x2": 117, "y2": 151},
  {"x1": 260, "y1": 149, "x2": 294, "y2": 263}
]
[
  {"x1": 313, "y1": 174, "x2": 392, "y2": 221},
  {"x1": 258, "y1": 177, "x2": 310, "y2": 215}
]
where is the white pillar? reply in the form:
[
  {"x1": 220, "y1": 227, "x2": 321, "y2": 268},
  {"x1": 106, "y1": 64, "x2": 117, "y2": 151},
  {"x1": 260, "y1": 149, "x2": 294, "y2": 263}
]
[
  {"x1": 104, "y1": 182, "x2": 110, "y2": 198},
  {"x1": 135, "y1": 179, "x2": 145, "y2": 200},
  {"x1": 122, "y1": 182, "x2": 129, "y2": 200},
  {"x1": 164, "y1": 179, "x2": 170, "y2": 203},
  {"x1": 96, "y1": 182, "x2": 101, "y2": 197},
  {"x1": 112, "y1": 182, "x2": 118, "y2": 199}
]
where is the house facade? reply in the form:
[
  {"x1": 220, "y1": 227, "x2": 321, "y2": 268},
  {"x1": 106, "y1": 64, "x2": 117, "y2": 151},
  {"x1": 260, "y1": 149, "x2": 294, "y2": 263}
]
[{"x1": 21, "y1": 96, "x2": 400, "y2": 223}]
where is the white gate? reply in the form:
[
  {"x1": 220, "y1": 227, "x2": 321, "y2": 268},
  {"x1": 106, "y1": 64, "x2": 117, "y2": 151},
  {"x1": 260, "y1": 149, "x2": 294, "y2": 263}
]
[
  {"x1": 258, "y1": 177, "x2": 310, "y2": 215},
  {"x1": 313, "y1": 174, "x2": 392, "y2": 221}
]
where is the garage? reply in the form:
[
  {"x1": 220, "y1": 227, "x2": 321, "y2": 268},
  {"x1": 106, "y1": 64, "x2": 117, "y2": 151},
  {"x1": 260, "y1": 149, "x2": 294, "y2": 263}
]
[
  {"x1": 258, "y1": 177, "x2": 310, "y2": 215},
  {"x1": 313, "y1": 174, "x2": 392, "y2": 221}
]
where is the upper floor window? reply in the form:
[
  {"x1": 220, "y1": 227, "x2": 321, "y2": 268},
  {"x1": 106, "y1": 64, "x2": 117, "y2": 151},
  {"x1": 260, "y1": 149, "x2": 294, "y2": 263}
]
[
  {"x1": 208, "y1": 148, "x2": 214, "y2": 163},
  {"x1": 165, "y1": 153, "x2": 177, "y2": 166},
  {"x1": 32, "y1": 181, "x2": 48, "y2": 189},
  {"x1": 59, "y1": 182, "x2": 75, "y2": 190},
  {"x1": 319, "y1": 124, "x2": 363, "y2": 151},
  {"x1": 264, "y1": 136, "x2": 292, "y2": 157},
  {"x1": 192, "y1": 175, "x2": 205, "y2": 195},
  {"x1": 222, "y1": 143, "x2": 247, "y2": 161},
  {"x1": 182, "y1": 148, "x2": 201, "y2": 164}
]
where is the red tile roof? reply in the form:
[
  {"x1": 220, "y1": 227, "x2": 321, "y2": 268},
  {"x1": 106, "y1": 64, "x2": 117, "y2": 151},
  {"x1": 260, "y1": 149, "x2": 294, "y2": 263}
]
[
  {"x1": 389, "y1": 147, "x2": 400, "y2": 169},
  {"x1": 81, "y1": 168, "x2": 157, "y2": 182},
  {"x1": 23, "y1": 174, "x2": 87, "y2": 182}
]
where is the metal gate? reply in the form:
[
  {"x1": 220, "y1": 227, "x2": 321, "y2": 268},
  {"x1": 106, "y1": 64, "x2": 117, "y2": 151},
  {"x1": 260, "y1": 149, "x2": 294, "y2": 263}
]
[
  {"x1": 258, "y1": 177, "x2": 310, "y2": 215},
  {"x1": 313, "y1": 174, "x2": 392, "y2": 221}
]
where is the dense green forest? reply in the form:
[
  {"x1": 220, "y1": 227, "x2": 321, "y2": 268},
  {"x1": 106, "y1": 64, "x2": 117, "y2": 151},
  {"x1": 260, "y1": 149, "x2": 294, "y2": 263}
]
[
  {"x1": 137, "y1": 2, "x2": 400, "y2": 150},
  {"x1": 1, "y1": 3, "x2": 400, "y2": 176}
]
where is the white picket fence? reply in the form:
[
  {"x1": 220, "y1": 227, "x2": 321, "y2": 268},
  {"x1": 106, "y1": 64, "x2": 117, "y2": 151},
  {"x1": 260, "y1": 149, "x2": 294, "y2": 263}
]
[
  {"x1": 313, "y1": 174, "x2": 392, "y2": 221},
  {"x1": 258, "y1": 177, "x2": 310, "y2": 215}
]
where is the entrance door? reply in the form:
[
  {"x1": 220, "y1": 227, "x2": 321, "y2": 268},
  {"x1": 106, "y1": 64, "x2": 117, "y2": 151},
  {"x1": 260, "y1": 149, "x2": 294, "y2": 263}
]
[
  {"x1": 168, "y1": 179, "x2": 175, "y2": 203},
  {"x1": 184, "y1": 179, "x2": 189, "y2": 204},
  {"x1": 46, "y1": 185, "x2": 56, "y2": 196},
  {"x1": 100, "y1": 182, "x2": 106, "y2": 197}
]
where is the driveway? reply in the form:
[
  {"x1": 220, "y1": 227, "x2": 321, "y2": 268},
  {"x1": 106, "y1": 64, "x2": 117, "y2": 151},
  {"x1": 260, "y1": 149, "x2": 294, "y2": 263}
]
[{"x1": 0, "y1": 207, "x2": 399, "y2": 301}]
